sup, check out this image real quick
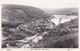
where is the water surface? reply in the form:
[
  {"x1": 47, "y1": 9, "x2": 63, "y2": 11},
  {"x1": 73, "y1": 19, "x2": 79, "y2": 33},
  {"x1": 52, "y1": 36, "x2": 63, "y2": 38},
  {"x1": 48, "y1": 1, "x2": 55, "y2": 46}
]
[{"x1": 51, "y1": 15, "x2": 77, "y2": 25}]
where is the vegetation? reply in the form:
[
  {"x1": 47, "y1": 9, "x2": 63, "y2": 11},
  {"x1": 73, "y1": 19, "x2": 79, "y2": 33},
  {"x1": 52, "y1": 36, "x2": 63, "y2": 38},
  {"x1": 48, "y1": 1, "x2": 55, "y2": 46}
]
[
  {"x1": 33, "y1": 18, "x2": 78, "y2": 48},
  {"x1": 2, "y1": 5, "x2": 55, "y2": 48},
  {"x1": 2, "y1": 5, "x2": 51, "y2": 22},
  {"x1": 2, "y1": 5, "x2": 78, "y2": 48}
]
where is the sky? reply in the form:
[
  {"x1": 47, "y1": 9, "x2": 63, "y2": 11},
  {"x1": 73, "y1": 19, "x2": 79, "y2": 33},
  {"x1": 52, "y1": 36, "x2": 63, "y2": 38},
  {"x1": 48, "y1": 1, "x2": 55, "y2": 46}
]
[{"x1": 1, "y1": 0, "x2": 78, "y2": 9}]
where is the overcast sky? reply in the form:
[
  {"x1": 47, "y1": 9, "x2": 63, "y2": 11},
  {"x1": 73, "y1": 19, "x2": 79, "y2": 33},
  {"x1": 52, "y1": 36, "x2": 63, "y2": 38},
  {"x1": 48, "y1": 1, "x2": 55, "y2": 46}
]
[{"x1": 1, "y1": 0, "x2": 78, "y2": 9}]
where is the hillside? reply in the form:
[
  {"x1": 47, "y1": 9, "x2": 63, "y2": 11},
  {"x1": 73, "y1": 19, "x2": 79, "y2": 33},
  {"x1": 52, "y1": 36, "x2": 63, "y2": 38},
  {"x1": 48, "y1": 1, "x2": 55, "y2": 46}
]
[
  {"x1": 2, "y1": 5, "x2": 78, "y2": 48},
  {"x1": 2, "y1": 5, "x2": 55, "y2": 48},
  {"x1": 2, "y1": 4, "x2": 51, "y2": 22},
  {"x1": 33, "y1": 18, "x2": 78, "y2": 48},
  {"x1": 42, "y1": 8, "x2": 78, "y2": 16}
]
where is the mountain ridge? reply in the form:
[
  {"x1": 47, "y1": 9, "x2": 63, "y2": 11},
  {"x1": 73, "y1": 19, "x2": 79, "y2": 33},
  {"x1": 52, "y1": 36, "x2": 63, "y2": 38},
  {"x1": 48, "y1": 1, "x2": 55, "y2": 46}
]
[{"x1": 42, "y1": 8, "x2": 78, "y2": 16}]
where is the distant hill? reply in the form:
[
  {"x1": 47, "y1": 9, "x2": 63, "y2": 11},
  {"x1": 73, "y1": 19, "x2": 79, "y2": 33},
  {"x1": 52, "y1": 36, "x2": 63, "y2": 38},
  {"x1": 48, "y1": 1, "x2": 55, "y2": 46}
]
[
  {"x1": 42, "y1": 8, "x2": 78, "y2": 16},
  {"x1": 2, "y1": 5, "x2": 51, "y2": 22}
]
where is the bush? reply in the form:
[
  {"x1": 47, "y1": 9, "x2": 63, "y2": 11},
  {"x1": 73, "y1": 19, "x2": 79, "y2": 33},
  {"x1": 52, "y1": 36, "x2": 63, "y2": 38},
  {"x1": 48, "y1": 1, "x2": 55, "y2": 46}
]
[
  {"x1": 2, "y1": 43, "x2": 7, "y2": 48},
  {"x1": 8, "y1": 41, "x2": 17, "y2": 46}
]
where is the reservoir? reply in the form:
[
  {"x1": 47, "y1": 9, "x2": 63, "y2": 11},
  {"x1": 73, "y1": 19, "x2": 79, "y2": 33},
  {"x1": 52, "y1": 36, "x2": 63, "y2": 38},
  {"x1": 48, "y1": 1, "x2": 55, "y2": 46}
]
[{"x1": 51, "y1": 15, "x2": 78, "y2": 25}]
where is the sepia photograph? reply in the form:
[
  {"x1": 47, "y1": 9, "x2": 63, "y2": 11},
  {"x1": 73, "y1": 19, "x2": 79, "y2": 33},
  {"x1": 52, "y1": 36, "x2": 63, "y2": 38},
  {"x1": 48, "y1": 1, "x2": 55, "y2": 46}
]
[{"x1": 1, "y1": 0, "x2": 78, "y2": 49}]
